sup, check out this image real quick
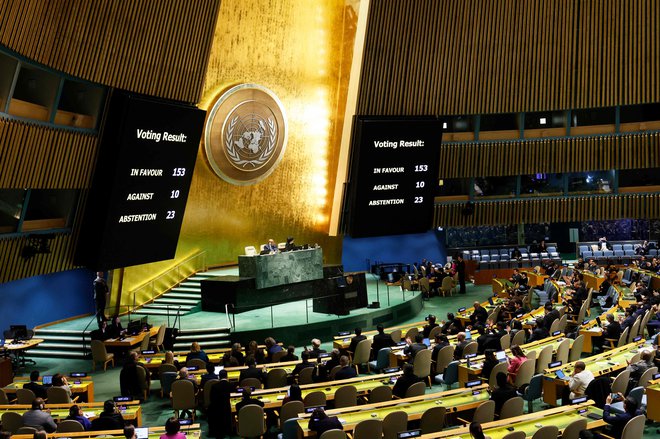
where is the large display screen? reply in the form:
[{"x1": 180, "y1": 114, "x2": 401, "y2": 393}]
[
  {"x1": 75, "y1": 92, "x2": 206, "y2": 270},
  {"x1": 345, "y1": 116, "x2": 442, "y2": 237}
]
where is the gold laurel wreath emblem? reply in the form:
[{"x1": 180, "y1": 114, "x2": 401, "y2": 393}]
[{"x1": 225, "y1": 116, "x2": 277, "y2": 168}]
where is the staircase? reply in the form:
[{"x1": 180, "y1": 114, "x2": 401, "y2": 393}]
[
  {"x1": 28, "y1": 328, "x2": 93, "y2": 359},
  {"x1": 27, "y1": 271, "x2": 232, "y2": 359}
]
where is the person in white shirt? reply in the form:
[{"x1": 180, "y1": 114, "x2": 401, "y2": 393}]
[{"x1": 568, "y1": 361, "x2": 594, "y2": 399}]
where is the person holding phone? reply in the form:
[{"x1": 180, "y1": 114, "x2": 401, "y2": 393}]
[{"x1": 568, "y1": 361, "x2": 594, "y2": 400}]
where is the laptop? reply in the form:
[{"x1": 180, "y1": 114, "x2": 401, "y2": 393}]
[
  {"x1": 135, "y1": 428, "x2": 149, "y2": 439},
  {"x1": 42, "y1": 375, "x2": 53, "y2": 385},
  {"x1": 555, "y1": 370, "x2": 566, "y2": 380},
  {"x1": 495, "y1": 351, "x2": 507, "y2": 362},
  {"x1": 422, "y1": 338, "x2": 431, "y2": 347},
  {"x1": 465, "y1": 330, "x2": 472, "y2": 340},
  {"x1": 214, "y1": 365, "x2": 224, "y2": 375},
  {"x1": 596, "y1": 317, "x2": 602, "y2": 327}
]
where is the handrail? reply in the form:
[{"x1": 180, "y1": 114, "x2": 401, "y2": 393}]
[{"x1": 127, "y1": 251, "x2": 207, "y2": 313}]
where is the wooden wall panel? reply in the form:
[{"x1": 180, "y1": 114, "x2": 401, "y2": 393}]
[
  {"x1": 0, "y1": 233, "x2": 78, "y2": 284},
  {"x1": 357, "y1": 0, "x2": 659, "y2": 115},
  {"x1": 0, "y1": 0, "x2": 220, "y2": 103},
  {"x1": 0, "y1": 118, "x2": 97, "y2": 188},
  {"x1": 437, "y1": 132, "x2": 660, "y2": 178},
  {"x1": 434, "y1": 194, "x2": 660, "y2": 227}
]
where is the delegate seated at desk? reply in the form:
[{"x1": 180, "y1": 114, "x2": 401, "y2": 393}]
[
  {"x1": 261, "y1": 239, "x2": 279, "y2": 254},
  {"x1": 283, "y1": 236, "x2": 298, "y2": 252}
]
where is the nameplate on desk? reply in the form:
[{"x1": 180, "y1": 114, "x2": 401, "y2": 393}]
[
  {"x1": 141, "y1": 350, "x2": 156, "y2": 355},
  {"x1": 466, "y1": 380, "x2": 481, "y2": 387},
  {"x1": 552, "y1": 331, "x2": 561, "y2": 336},
  {"x1": 458, "y1": 307, "x2": 466, "y2": 313},
  {"x1": 516, "y1": 313, "x2": 523, "y2": 318},
  {"x1": 318, "y1": 353, "x2": 331, "y2": 358},
  {"x1": 114, "y1": 396, "x2": 132, "y2": 402},
  {"x1": 653, "y1": 373, "x2": 660, "y2": 380},
  {"x1": 571, "y1": 396, "x2": 587, "y2": 404},
  {"x1": 549, "y1": 361, "x2": 562, "y2": 368},
  {"x1": 187, "y1": 366, "x2": 199, "y2": 371},
  {"x1": 396, "y1": 341, "x2": 407, "y2": 346},
  {"x1": 337, "y1": 331, "x2": 351, "y2": 336},
  {"x1": 383, "y1": 367, "x2": 400, "y2": 373},
  {"x1": 397, "y1": 430, "x2": 421, "y2": 439},
  {"x1": 633, "y1": 336, "x2": 642, "y2": 342},
  {"x1": 465, "y1": 353, "x2": 477, "y2": 359}
]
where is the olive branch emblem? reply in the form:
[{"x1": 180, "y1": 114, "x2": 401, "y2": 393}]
[{"x1": 225, "y1": 116, "x2": 277, "y2": 168}]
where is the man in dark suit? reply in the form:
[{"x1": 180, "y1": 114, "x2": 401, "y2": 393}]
[
  {"x1": 371, "y1": 325, "x2": 395, "y2": 359},
  {"x1": 392, "y1": 364, "x2": 422, "y2": 398},
  {"x1": 542, "y1": 302, "x2": 560, "y2": 332},
  {"x1": 422, "y1": 315, "x2": 439, "y2": 338},
  {"x1": 333, "y1": 356, "x2": 357, "y2": 380},
  {"x1": 238, "y1": 356, "x2": 266, "y2": 384},
  {"x1": 470, "y1": 301, "x2": 488, "y2": 326},
  {"x1": 308, "y1": 408, "x2": 343, "y2": 437},
  {"x1": 347, "y1": 327, "x2": 366, "y2": 355},
  {"x1": 90, "y1": 400, "x2": 125, "y2": 431},
  {"x1": 431, "y1": 334, "x2": 450, "y2": 364},
  {"x1": 404, "y1": 333, "x2": 427, "y2": 363},
  {"x1": 23, "y1": 370, "x2": 48, "y2": 399},
  {"x1": 456, "y1": 254, "x2": 466, "y2": 294},
  {"x1": 593, "y1": 314, "x2": 622, "y2": 351},
  {"x1": 235, "y1": 387, "x2": 264, "y2": 412},
  {"x1": 292, "y1": 350, "x2": 315, "y2": 377},
  {"x1": 454, "y1": 332, "x2": 470, "y2": 360},
  {"x1": 527, "y1": 318, "x2": 549, "y2": 343},
  {"x1": 208, "y1": 370, "x2": 236, "y2": 438}
]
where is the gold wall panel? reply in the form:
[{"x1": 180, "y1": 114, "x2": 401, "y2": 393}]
[
  {"x1": 0, "y1": 0, "x2": 220, "y2": 102},
  {"x1": 438, "y1": 132, "x2": 660, "y2": 178},
  {"x1": 434, "y1": 194, "x2": 660, "y2": 228},
  {"x1": 113, "y1": 0, "x2": 361, "y2": 303},
  {"x1": 357, "y1": 0, "x2": 659, "y2": 115}
]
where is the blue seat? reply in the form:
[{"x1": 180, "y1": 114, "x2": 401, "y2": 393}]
[
  {"x1": 583, "y1": 251, "x2": 593, "y2": 259},
  {"x1": 434, "y1": 360, "x2": 459, "y2": 390},
  {"x1": 612, "y1": 244, "x2": 623, "y2": 252},
  {"x1": 481, "y1": 255, "x2": 490, "y2": 263},
  {"x1": 160, "y1": 371, "x2": 177, "y2": 398},
  {"x1": 623, "y1": 244, "x2": 634, "y2": 252},
  {"x1": 579, "y1": 245, "x2": 589, "y2": 254},
  {"x1": 368, "y1": 347, "x2": 391, "y2": 373},
  {"x1": 281, "y1": 417, "x2": 303, "y2": 439},
  {"x1": 522, "y1": 374, "x2": 543, "y2": 412}
]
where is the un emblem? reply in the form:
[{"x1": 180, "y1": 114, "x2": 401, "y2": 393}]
[{"x1": 205, "y1": 84, "x2": 288, "y2": 185}]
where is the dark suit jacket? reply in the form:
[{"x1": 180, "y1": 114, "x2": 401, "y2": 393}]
[
  {"x1": 604, "y1": 321, "x2": 622, "y2": 340},
  {"x1": 490, "y1": 385, "x2": 518, "y2": 415},
  {"x1": 235, "y1": 397, "x2": 264, "y2": 412},
  {"x1": 348, "y1": 335, "x2": 366, "y2": 354},
  {"x1": 334, "y1": 366, "x2": 357, "y2": 380},
  {"x1": 372, "y1": 333, "x2": 395, "y2": 358},
  {"x1": 543, "y1": 309, "x2": 560, "y2": 331},
  {"x1": 471, "y1": 307, "x2": 488, "y2": 325},
  {"x1": 238, "y1": 366, "x2": 266, "y2": 383},
  {"x1": 392, "y1": 374, "x2": 422, "y2": 398},
  {"x1": 208, "y1": 379, "x2": 236, "y2": 437},
  {"x1": 90, "y1": 412, "x2": 125, "y2": 431},
  {"x1": 23, "y1": 381, "x2": 48, "y2": 399},
  {"x1": 404, "y1": 343, "x2": 427, "y2": 362},
  {"x1": 308, "y1": 416, "x2": 343, "y2": 437},
  {"x1": 528, "y1": 327, "x2": 549, "y2": 343}
]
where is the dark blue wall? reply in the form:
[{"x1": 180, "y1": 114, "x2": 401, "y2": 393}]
[
  {"x1": 341, "y1": 230, "x2": 447, "y2": 272},
  {"x1": 0, "y1": 268, "x2": 95, "y2": 329}
]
